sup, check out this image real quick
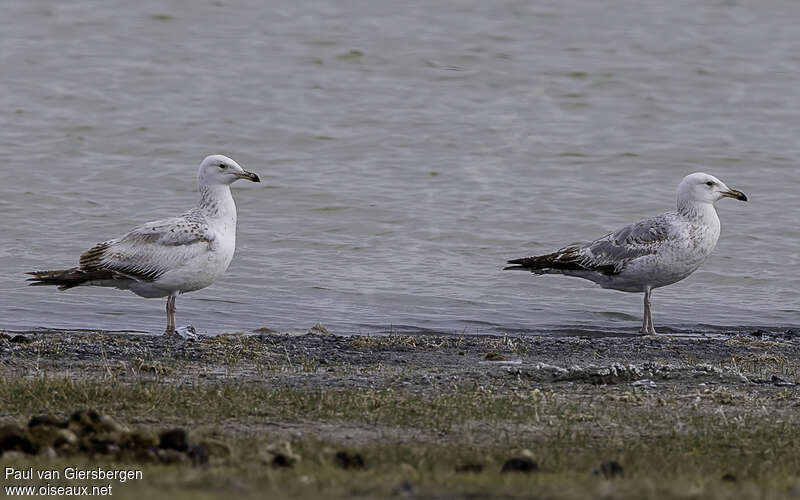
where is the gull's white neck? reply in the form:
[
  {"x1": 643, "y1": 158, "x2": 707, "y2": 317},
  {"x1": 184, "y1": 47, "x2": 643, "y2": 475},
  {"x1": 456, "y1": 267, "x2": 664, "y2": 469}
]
[
  {"x1": 197, "y1": 183, "x2": 237, "y2": 225},
  {"x1": 677, "y1": 196, "x2": 717, "y2": 221},
  {"x1": 677, "y1": 197, "x2": 721, "y2": 249}
]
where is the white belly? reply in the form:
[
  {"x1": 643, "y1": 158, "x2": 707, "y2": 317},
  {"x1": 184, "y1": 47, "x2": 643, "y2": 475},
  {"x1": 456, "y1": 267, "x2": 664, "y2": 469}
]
[
  {"x1": 603, "y1": 229, "x2": 718, "y2": 292},
  {"x1": 129, "y1": 222, "x2": 236, "y2": 298}
]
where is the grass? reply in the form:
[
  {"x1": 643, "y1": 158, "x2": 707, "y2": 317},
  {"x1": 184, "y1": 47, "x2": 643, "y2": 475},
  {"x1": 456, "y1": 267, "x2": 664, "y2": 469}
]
[
  {"x1": 4, "y1": 332, "x2": 800, "y2": 498},
  {"x1": 2, "y1": 371, "x2": 800, "y2": 499}
]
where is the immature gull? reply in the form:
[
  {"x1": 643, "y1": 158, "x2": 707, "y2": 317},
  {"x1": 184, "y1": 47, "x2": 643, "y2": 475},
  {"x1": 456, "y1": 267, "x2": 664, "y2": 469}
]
[
  {"x1": 504, "y1": 173, "x2": 747, "y2": 334},
  {"x1": 28, "y1": 155, "x2": 260, "y2": 334}
]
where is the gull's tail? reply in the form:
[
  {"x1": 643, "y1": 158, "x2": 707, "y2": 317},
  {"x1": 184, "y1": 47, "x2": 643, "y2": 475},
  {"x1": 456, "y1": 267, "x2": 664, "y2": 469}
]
[
  {"x1": 504, "y1": 253, "x2": 570, "y2": 273},
  {"x1": 26, "y1": 268, "x2": 115, "y2": 290},
  {"x1": 504, "y1": 247, "x2": 616, "y2": 275}
]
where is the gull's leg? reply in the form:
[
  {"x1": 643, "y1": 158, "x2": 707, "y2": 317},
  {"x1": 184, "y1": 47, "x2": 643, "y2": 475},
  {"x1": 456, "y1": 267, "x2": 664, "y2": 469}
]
[
  {"x1": 640, "y1": 290, "x2": 649, "y2": 334},
  {"x1": 640, "y1": 287, "x2": 655, "y2": 335},
  {"x1": 647, "y1": 289, "x2": 658, "y2": 334},
  {"x1": 165, "y1": 294, "x2": 177, "y2": 334},
  {"x1": 643, "y1": 287, "x2": 657, "y2": 335}
]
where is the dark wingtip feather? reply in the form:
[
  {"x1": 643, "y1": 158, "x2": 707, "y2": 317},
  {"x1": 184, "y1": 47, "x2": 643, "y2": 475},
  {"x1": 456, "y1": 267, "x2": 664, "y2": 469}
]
[
  {"x1": 26, "y1": 271, "x2": 47, "y2": 283},
  {"x1": 504, "y1": 256, "x2": 534, "y2": 271},
  {"x1": 24, "y1": 268, "x2": 92, "y2": 290}
]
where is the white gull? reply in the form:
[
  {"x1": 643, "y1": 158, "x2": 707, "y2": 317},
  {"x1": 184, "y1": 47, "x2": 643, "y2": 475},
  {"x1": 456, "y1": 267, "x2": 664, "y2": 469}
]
[
  {"x1": 28, "y1": 155, "x2": 260, "y2": 334},
  {"x1": 504, "y1": 173, "x2": 747, "y2": 334}
]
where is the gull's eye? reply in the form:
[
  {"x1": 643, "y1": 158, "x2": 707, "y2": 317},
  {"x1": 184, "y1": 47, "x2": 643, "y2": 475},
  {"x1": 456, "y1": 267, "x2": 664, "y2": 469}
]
[
  {"x1": 705, "y1": 181, "x2": 714, "y2": 187},
  {"x1": 218, "y1": 163, "x2": 226, "y2": 169}
]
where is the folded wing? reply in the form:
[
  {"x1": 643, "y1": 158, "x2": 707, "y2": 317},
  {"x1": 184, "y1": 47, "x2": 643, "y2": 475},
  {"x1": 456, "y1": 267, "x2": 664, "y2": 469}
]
[
  {"x1": 505, "y1": 215, "x2": 673, "y2": 275},
  {"x1": 79, "y1": 215, "x2": 215, "y2": 283}
]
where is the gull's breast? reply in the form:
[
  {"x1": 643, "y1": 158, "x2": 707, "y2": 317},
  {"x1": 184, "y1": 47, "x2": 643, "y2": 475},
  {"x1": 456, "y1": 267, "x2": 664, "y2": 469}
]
[
  {"x1": 628, "y1": 219, "x2": 720, "y2": 289},
  {"x1": 153, "y1": 219, "x2": 236, "y2": 294}
]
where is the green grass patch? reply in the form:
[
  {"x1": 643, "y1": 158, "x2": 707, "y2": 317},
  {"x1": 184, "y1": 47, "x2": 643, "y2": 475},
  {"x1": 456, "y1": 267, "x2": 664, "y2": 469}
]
[{"x1": 2, "y1": 374, "x2": 800, "y2": 499}]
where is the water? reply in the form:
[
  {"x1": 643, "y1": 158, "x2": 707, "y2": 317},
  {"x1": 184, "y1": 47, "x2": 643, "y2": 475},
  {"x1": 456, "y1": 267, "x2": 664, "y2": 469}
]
[{"x1": 2, "y1": 0, "x2": 799, "y2": 336}]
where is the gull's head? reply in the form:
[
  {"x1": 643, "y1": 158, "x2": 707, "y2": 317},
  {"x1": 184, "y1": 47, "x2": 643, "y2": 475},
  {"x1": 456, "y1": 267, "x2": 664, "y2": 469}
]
[
  {"x1": 197, "y1": 154, "x2": 260, "y2": 187},
  {"x1": 677, "y1": 172, "x2": 747, "y2": 206}
]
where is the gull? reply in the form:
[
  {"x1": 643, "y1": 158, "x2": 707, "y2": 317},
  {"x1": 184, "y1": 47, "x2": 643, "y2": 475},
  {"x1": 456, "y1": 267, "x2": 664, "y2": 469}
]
[
  {"x1": 27, "y1": 155, "x2": 260, "y2": 334},
  {"x1": 504, "y1": 173, "x2": 747, "y2": 334}
]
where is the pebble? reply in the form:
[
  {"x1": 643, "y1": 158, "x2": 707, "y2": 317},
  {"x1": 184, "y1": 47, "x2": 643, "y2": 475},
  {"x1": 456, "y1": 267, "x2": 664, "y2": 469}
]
[
  {"x1": 159, "y1": 428, "x2": 189, "y2": 452},
  {"x1": 334, "y1": 451, "x2": 365, "y2": 470},
  {"x1": 501, "y1": 457, "x2": 538, "y2": 473},
  {"x1": 593, "y1": 461, "x2": 624, "y2": 479}
]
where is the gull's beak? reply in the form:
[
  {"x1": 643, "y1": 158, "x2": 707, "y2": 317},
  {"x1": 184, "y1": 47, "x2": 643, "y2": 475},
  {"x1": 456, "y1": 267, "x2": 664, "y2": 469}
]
[
  {"x1": 721, "y1": 188, "x2": 747, "y2": 202},
  {"x1": 235, "y1": 171, "x2": 260, "y2": 182}
]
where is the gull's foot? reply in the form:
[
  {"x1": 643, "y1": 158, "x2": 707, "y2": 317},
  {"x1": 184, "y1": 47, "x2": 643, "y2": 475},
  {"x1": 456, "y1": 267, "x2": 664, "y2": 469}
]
[{"x1": 174, "y1": 325, "x2": 199, "y2": 340}]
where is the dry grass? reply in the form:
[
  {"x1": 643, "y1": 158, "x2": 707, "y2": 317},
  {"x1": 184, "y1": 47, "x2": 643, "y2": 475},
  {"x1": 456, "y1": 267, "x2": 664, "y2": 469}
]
[
  {"x1": 4, "y1": 332, "x2": 800, "y2": 498},
  {"x1": 2, "y1": 371, "x2": 800, "y2": 499}
]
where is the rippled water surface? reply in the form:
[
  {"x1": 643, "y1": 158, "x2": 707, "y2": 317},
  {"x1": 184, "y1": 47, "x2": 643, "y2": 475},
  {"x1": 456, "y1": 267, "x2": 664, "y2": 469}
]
[{"x1": 2, "y1": 0, "x2": 800, "y2": 335}]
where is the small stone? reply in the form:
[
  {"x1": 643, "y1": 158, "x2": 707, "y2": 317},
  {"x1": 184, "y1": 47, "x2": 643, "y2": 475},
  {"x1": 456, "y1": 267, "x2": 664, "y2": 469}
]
[
  {"x1": 0, "y1": 424, "x2": 37, "y2": 454},
  {"x1": 10, "y1": 335, "x2": 32, "y2": 344},
  {"x1": 266, "y1": 442, "x2": 300, "y2": 468},
  {"x1": 69, "y1": 409, "x2": 102, "y2": 434},
  {"x1": 28, "y1": 414, "x2": 68, "y2": 428},
  {"x1": 751, "y1": 329, "x2": 767, "y2": 337},
  {"x1": 722, "y1": 472, "x2": 737, "y2": 482},
  {"x1": 187, "y1": 445, "x2": 209, "y2": 466},
  {"x1": 334, "y1": 451, "x2": 365, "y2": 470},
  {"x1": 501, "y1": 457, "x2": 538, "y2": 473},
  {"x1": 593, "y1": 461, "x2": 624, "y2": 479},
  {"x1": 54, "y1": 429, "x2": 78, "y2": 448},
  {"x1": 271, "y1": 454, "x2": 295, "y2": 468},
  {"x1": 159, "y1": 428, "x2": 189, "y2": 452},
  {"x1": 29, "y1": 425, "x2": 78, "y2": 449},
  {"x1": 484, "y1": 352, "x2": 507, "y2": 361},
  {"x1": 454, "y1": 463, "x2": 484, "y2": 473},
  {"x1": 97, "y1": 415, "x2": 126, "y2": 433}
]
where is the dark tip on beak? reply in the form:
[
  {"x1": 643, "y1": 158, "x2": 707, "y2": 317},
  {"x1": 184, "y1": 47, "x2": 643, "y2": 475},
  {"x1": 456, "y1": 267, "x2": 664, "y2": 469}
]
[
  {"x1": 237, "y1": 171, "x2": 260, "y2": 182},
  {"x1": 726, "y1": 189, "x2": 747, "y2": 202}
]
